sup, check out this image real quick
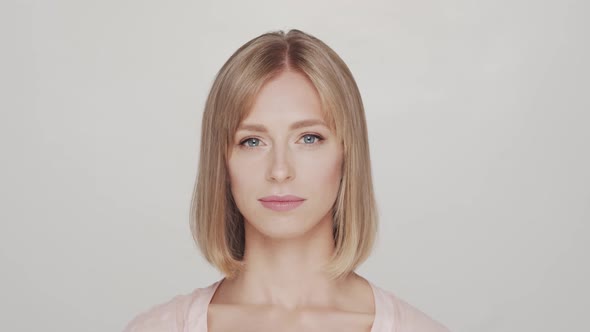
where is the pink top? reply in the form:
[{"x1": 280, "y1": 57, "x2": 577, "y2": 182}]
[{"x1": 123, "y1": 278, "x2": 450, "y2": 332}]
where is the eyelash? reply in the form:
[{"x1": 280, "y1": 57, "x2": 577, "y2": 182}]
[{"x1": 238, "y1": 133, "x2": 325, "y2": 149}]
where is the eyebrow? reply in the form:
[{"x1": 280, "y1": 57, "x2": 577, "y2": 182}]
[{"x1": 236, "y1": 119, "x2": 328, "y2": 133}]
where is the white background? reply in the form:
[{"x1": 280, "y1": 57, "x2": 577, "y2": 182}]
[{"x1": 1, "y1": 1, "x2": 588, "y2": 331}]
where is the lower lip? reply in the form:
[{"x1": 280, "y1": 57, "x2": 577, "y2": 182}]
[{"x1": 259, "y1": 200, "x2": 304, "y2": 211}]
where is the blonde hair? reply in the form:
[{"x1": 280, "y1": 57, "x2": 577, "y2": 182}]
[{"x1": 190, "y1": 29, "x2": 378, "y2": 280}]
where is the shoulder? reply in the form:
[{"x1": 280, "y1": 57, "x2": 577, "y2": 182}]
[
  {"x1": 122, "y1": 291, "x2": 197, "y2": 332},
  {"x1": 122, "y1": 286, "x2": 208, "y2": 332},
  {"x1": 372, "y1": 284, "x2": 451, "y2": 332}
]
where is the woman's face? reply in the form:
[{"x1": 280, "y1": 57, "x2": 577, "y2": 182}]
[{"x1": 227, "y1": 70, "x2": 343, "y2": 240}]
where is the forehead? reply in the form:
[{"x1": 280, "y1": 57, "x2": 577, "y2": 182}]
[{"x1": 242, "y1": 70, "x2": 325, "y2": 124}]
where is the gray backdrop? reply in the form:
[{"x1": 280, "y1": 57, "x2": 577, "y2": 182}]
[{"x1": 1, "y1": 0, "x2": 588, "y2": 331}]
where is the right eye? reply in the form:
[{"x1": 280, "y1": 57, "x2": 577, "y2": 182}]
[{"x1": 239, "y1": 137, "x2": 261, "y2": 148}]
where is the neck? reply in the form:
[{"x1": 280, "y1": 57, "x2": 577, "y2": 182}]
[{"x1": 222, "y1": 213, "x2": 356, "y2": 309}]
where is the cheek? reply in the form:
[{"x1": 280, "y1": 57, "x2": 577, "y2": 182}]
[
  {"x1": 227, "y1": 155, "x2": 263, "y2": 200},
  {"x1": 302, "y1": 149, "x2": 343, "y2": 188},
  {"x1": 228, "y1": 158, "x2": 247, "y2": 191}
]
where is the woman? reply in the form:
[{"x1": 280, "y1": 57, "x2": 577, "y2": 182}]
[{"x1": 124, "y1": 29, "x2": 450, "y2": 332}]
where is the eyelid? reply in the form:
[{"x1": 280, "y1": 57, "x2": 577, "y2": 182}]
[
  {"x1": 238, "y1": 136, "x2": 265, "y2": 147},
  {"x1": 238, "y1": 133, "x2": 324, "y2": 148},
  {"x1": 299, "y1": 133, "x2": 324, "y2": 143}
]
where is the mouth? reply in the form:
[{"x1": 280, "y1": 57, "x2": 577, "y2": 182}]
[{"x1": 258, "y1": 195, "x2": 305, "y2": 212}]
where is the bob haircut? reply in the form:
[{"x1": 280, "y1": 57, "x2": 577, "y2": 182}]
[{"x1": 190, "y1": 29, "x2": 378, "y2": 280}]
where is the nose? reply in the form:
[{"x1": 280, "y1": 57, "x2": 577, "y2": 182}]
[{"x1": 266, "y1": 144, "x2": 295, "y2": 183}]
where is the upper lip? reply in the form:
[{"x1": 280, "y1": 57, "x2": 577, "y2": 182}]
[{"x1": 258, "y1": 195, "x2": 305, "y2": 202}]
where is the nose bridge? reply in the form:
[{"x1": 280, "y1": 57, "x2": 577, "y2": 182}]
[{"x1": 267, "y1": 140, "x2": 294, "y2": 182}]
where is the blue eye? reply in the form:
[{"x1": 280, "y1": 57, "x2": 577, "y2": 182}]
[
  {"x1": 301, "y1": 134, "x2": 322, "y2": 144},
  {"x1": 241, "y1": 138, "x2": 261, "y2": 148},
  {"x1": 238, "y1": 134, "x2": 324, "y2": 149}
]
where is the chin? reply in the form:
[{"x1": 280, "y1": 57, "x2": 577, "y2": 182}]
[
  {"x1": 245, "y1": 216, "x2": 315, "y2": 240},
  {"x1": 243, "y1": 207, "x2": 333, "y2": 241}
]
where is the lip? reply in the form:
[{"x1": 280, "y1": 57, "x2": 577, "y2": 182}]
[
  {"x1": 259, "y1": 195, "x2": 305, "y2": 202},
  {"x1": 258, "y1": 195, "x2": 305, "y2": 212}
]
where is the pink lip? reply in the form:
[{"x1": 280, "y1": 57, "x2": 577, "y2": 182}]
[
  {"x1": 259, "y1": 195, "x2": 305, "y2": 202},
  {"x1": 258, "y1": 195, "x2": 305, "y2": 212}
]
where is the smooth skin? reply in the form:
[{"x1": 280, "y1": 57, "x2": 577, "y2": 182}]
[{"x1": 208, "y1": 70, "x2": 376, "y2": 331}]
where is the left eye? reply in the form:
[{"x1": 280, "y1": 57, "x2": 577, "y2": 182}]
[{"x1": 301, "y1": 134, "x2": 322, "y2": 144}]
